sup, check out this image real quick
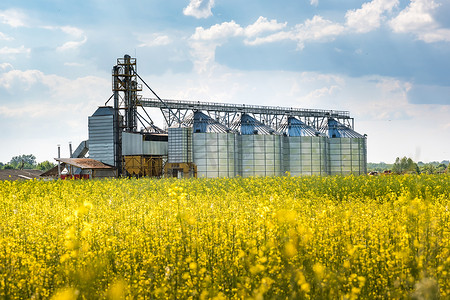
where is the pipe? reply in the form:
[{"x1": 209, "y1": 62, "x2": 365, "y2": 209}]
[
  {"x1": 57, "y1": 144, "x2": 61, "y2": 178},
  {"x1": 69, "y1": 142, "x2": 73, "y2": 158}
]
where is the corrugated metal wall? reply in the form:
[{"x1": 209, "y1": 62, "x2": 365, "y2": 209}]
[
  {"x1": 168, "y1": 127, "x2": 193, "y2": 163},
  {"x1": 239, "y1": 134, "x2": 283, "y2": 177},
  {"x1": 122, "y1": 132, "x2": 168, "y2": 156},
  {"x1": 328, "y1": 137, "x2": 367, "y2": 175},
  {"x1": 88, "y1": 110, "x2": 116, "y2": 166},
  {"x1": 193, "y1": 133, "x2": 237, "y2": 178},
  {"x1": 284, "y1": 136, "x2": 328, "y2": 176}
]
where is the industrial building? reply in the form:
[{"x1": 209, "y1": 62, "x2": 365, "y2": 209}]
[{"x1": 66, "y1": 55, "x2": 367, "y2": 178}]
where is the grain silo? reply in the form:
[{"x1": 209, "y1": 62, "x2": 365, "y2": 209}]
[
  {"x1": 280, "y1": 117, "x2": 328, "y2": 176},
  {"x1": 88, "y1": 106, "x2": 120, "y2": 167},
  {"x1": 188, "y1": 111, "x2": 238, "y2": 178},
  {"x1": 322, "y1": 118, "x2": 367, "y2": 175},
  {"x1": 76, "y1": 55, "x2": 368, "y2": 179},
  {"x1": 165, "y1": 126, "x2": 197, "y2": 178},
  {"x1": 232, "y1": 114, "x2": 283, "y2": 177}
]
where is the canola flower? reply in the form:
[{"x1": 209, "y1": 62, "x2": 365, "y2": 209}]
[{"x1": 0, "y1": 174, "x2": 449, "y2": 299}]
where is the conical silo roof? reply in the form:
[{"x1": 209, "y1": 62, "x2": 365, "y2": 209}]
[
  {"x1": 321, "y1": 118, "x2": 365, "y2": 138},
  {"x1": 231, "y1": 113, "x2": 278, "y2": 135},
  {"x1": 279, "y1": 117, "x2": 323, "y2": 137},
  {"x1": 183, "y1": 111, "x2": 235, "y2": 133}
]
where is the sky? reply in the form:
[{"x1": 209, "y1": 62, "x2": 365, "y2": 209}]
[{"x1": 0, "y1": 0, "x2": 449, "y2": 164}]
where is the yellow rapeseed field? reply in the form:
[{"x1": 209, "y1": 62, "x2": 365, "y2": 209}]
[{"x1": 0, "y1": 174, "x2": 449, "y2": 299}]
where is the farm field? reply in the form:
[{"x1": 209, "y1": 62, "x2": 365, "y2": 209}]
[{"x1": 0, "y1": 174, "x2": 449, "y2": 299}]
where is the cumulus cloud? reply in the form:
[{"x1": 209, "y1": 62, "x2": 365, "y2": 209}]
[
  {"x1": 0, "y1": 69, "x2": 47, "y2": 90},
  {"x1": 56, "y1": 27, "x2": 87, "y2": 51},
  {"x1": 189, "y1": 18, "x2": 289, "y2": 72},
  {"x1": 192, "y1": 21, "x2": 244, "y2": 41},
  {"x1": 183, "y1": 0, "x2": 215, "y2": 19},
  {"x1": 0, "y1": 32, "x2": 13, "y2": 41},
  {"x1": 189, "y1": 16, "x2": 345, "y2": 71},
  {"x1": 346, "y1": 0, "x2": 399, "y2": 33},
  {"x1": 0, "y1": 45, "x2": 30, "y2": 55},
  {"x1": 389, "y1": 0, "x2": 450, "y2": 42},
  {"x1": 0, "y1": 63, "x2": 13, "y2": 71},
  {"x1": 293, "y1": 16, "x2": 345, "y2": 49},
  {"x1": 138, "y1": 33, "x2": 172, "y2": 47},
  {"x1": 41, "y1": 25, "x2": 88, "y2": 51},
  {"x1": 0, "y1": 68, "x2": 109, "y2": 112},
  {"x1": 60, "y1": 26, "x2": 84, "y2": 38},
  {"x1": 56, "y1": 36, "x2": 87, "y2": 51},
  {"x1": 244, "y1": 16, "x2": 287, "y2": 37},
  {"x1": 247, "y1": 16, "x2": 344, "y2": 49},
  {"x1": 0, "y1": 9, "x2": 27, "y2": 27}
]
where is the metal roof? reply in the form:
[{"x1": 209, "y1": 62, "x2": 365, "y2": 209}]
[
  {"x1": 320, "y1": 118, "x2": 365, "y2": 138},
  {"x1": 91, "y1": 106, "x2": 115, "y2": 117},
  {"x1": 231, "y1": 113, "x2": 279, "y2": 135},
  {"x1": 54, "y1": 158, "x2": 115, "y2": 169},
  {"x1": 183, "y1": 111, "x2": 236, "y2": 133},
  {"x1": 279, "y1": 117, "x2": 323, "y2": 137},
  {"x1": 0, "y1": 169, "x2": 43, "y2": 181}
]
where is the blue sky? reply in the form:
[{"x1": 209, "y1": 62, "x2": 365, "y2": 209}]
[{"x1": 1, "y1": 0, "x2": 449, "y2": 164}]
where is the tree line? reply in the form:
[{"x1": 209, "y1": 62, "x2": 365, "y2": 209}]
[
  {"x1": 0, "y1": 154, "x2": 55, "y2": 172},
  {"x1": 368, "y1": 157, "x2": 449, "y2": 175}
]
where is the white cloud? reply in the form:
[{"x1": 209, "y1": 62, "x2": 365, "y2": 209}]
[
  {"x1": 293, "y1": 16, "x2": 345, "y2": 49},
  {"x1": 0, "y1": 9, "x2": 27, "y2": 27},
  {"x1": 192, "y1": 21, "x2": 244, "y2": 41},
  {"x1": 60, "y1": 26, "x2": 84, "y2": 38},
  {"x1": 246, "y1": 16, "x2": 344, "y2": 49},
  {"x1": 189, "y1": 16, "x2": 345, "y2": 71},
  {"x1": 0, "y1": 63, "x2": 13, "y2": 71},
  {"x1": 389, "y1": 0, "x2": 450, "y2": 42},
  {"x1": 0, "y1": 45, "x2": 31, "y2": 55},
  {"x1": 42, "y1": 25, "x2": 88, "y2": 51},
  {"x1": 0, "y1": 32, "x2": 13, "y2": 41},
  {"x1": 56, "y1": 36, "x2": 87, "y2": 52},
  {"x1": 305, "y1": 85, "x2": 340, "y2": 99},
  {"x1": 0, "y1": 69, "x2": 46, "y2": 90},
  {"x1": 310, "y1": 0, "x2": 319, "y2": 6},
  {"x1": 190, "y1": 21, "x2": 244, "y2": 72},
  {"x1": 244, "y1": 16, "x2": 287, "y2": 37},
  {"x1": 137, "y1": 33, "x2": 172, "y2": 47},
  {"x1": 346, "y1": 0, "x2": 399, "y2": 33},
  {"x1": 183, "y1": 0, "x2": 215, "y2": 19}
]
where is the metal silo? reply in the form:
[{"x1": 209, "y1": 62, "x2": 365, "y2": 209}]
[
  {"x1": 88, "y1": 106, "x2": 119, "y2": 166},
  {"x1": 168, "y1": 127, "x2": 193, "y2": 163},
  {"x1": 232, "y1": 114, "x2": 283, "y2": 177},
  {"x1": 323, "y1": 118, "x2": 367, "y2": 175},
  {"x1": 190, "y1": 111, "x2": 238, "y2": 178},
  {"x1": 280, "y1": 117, "x2": 328, "y2": 176}
]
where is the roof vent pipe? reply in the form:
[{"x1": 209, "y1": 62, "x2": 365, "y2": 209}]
[
  {"x1": 57, "y1": 144, "x2": 61, "y2": 178},
  {"x1": 69, "y1": 142, "x2": 73, "y2": 158}
]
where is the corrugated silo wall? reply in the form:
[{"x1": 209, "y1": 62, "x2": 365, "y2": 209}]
[
  {"x1": 283, "y1": 136, "x2": 328, "y2": 176},
  {"x1": 193, "y1": 132, "x2": 237, "y2": 178},
  {"x1": 88, "y1": 114, "x2": 116, "y2": 166},
  {"x1": 328, "y1": 137, "x2": 367, "y2": 175},
  {"x1": 168, "y1": 127, "x2": 193, "y2": 163},
  {"x1": 238, "y1": 134, "x2": 283, "y2": 177}
]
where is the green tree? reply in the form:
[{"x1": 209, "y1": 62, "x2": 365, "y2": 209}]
[
  {"x1": 8, "y1": 154, "x2": 36, "y2": 169},
  {"x1": 36, "y1": 161, "x2": 56, "y2": 172},
  {"x1": 420, "y1": 164, "x2": 436, "y2": 174},
  {"x1": 436, "y1": 163, "x2": 447, "y2": 173},
  {"x1": 393, "y1": 156, "x2": 419, "y2": 174}
]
